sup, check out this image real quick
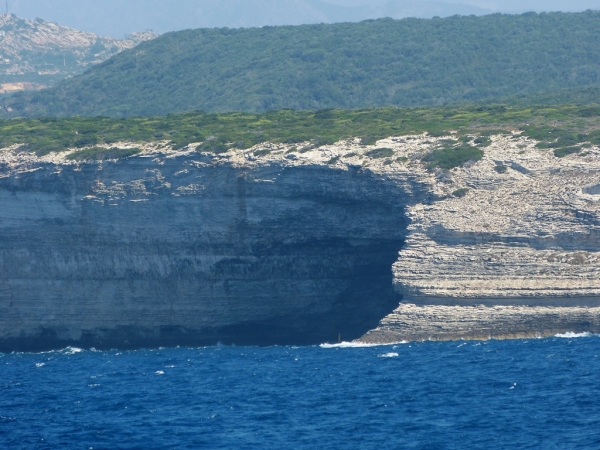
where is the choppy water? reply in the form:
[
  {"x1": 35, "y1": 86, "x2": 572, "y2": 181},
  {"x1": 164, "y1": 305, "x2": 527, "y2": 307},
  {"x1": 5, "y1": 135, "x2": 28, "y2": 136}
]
[{"x1": 2, "y1": 335, "x2": 600, "y2": 449}]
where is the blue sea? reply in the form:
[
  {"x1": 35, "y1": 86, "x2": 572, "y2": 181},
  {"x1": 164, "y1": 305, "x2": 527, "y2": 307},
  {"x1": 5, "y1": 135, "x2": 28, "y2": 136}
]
[{"x1": 2, "y1": 335, "x2": 600, "y2": 449}]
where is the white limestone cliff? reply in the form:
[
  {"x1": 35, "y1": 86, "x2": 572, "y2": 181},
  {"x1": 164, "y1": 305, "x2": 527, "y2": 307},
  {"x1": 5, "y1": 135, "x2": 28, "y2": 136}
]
[{"x1": 1, "y1": 129, "x2": 599, "y2": 350}]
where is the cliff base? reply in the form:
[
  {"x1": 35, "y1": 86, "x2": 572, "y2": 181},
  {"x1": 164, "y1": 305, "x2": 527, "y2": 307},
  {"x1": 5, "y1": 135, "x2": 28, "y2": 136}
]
[{"x1": 358, "y1": 303, "x2": 600, "y2": 343}]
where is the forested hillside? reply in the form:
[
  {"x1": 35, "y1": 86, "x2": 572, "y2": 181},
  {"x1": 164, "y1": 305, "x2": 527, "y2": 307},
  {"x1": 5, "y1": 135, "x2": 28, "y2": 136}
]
[{"x1": 2, "y1": 11, "x2": 600, "y2": 118}]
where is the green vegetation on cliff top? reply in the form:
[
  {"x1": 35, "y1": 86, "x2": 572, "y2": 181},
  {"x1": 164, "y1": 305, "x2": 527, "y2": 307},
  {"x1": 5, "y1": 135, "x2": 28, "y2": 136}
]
[
  {"x1": 2, "y1": 11, "x2": 600, "y2": 118},
  {"x1": 1, "y1": 104, "x2": 599, "y2": 160}
]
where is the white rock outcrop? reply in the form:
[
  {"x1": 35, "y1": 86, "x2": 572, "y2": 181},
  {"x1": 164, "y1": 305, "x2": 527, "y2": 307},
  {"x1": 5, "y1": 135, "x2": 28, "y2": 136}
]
[{"x1": 391, "y1": 133, "x2": 600, "y2": 305}]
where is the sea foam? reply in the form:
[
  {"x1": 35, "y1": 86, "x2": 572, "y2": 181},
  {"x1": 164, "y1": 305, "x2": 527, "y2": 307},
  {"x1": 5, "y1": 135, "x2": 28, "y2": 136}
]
[
  {"x1": 555, "y1": 332, "x2": 594, "y2": 339},
  {"x1": 320, "y1": 341, "x2": 407, "y2": 349}
]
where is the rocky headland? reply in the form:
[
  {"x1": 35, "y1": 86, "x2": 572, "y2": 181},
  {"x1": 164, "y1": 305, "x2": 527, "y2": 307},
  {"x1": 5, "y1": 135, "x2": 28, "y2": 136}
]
[
  {"x1": 0, "y1": 130, "x2": 599, "y2": 351},
  {"x1": 0, "y1": 14, "x2": 156, "y2": 91}
]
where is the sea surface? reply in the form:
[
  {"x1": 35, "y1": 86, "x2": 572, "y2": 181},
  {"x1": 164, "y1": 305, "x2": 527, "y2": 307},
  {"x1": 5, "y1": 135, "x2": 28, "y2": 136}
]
[{"x1": 1, "y1": 335, "x2": 600, "y2": 449}]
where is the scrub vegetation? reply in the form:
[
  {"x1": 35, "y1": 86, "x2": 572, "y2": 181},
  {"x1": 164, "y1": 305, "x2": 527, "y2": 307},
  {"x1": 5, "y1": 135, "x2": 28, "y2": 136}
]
[
  {"x1": 423, "y1": 145, "x2": 484, "y2": 170},
  {"x1": 1, "y1": 104, "x2": 599, "y2": 162}
]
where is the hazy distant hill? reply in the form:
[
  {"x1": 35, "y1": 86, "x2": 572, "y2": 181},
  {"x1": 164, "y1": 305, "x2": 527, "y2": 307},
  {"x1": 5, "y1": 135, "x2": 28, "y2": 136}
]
[
  {"x1": 2, "y1": 11, "x2": 600, "y2": 118},
  {"x1": 8, "y1": 0, "x2": 491, "y2": 37},
  {"x1": 0, "y1": 14, "x2": 156, "y2": 93}
]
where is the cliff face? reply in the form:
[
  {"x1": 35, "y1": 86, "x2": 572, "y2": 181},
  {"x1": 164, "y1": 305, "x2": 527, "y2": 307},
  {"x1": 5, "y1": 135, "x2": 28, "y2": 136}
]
[
  {"x1": 393, "y1": 133, "x2": 600, "y2": 306},
  {"x1": 0, "y1": 148, "x2": 422, "y2": 351},
  {"x1": 360, "y1": 133, "x2": 600, "y2": 343},
  {"x1": 1, "y1": 130, "x2": 599, "y2": 351}
]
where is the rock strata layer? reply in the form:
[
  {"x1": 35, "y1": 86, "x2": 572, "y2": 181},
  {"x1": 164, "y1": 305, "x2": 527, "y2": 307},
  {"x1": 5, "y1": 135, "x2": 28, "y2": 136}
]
[
  {"x1": 393, "y1": 133, "x2": 600, "y2": 305},
  {"x1": 1, "y1": 130, "x2": 599, "y2": 351},
  {"x1": 359, "y1": 304, "x2": 600, "y2": 343},
  {"x1": 0, "y1": 144, "x2": 424, "y2": 351},
  {"x1": 355, "y1": 133, "x2": 600, "y2": 343}
]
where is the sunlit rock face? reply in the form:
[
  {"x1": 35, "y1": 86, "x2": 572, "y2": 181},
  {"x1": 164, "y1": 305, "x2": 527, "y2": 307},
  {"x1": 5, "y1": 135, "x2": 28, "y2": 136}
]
[
  {"x1": 356, "y1": 133, "x2": 600, "y2": 343},
  {"x1": 393, "y1": 133, "x2": 600, "y2": 308},
  {"x1": 0, "y1": 150, "x2": 415, "y2": 352}
]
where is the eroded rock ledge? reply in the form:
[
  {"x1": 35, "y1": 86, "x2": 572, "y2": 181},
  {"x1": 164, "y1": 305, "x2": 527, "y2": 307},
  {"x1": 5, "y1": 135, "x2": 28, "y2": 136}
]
[
  {"x1": 359, "y1": 304, "x2": 600, "y2": 343},
  {"x1": 1, "y1": 130, "x2": 599, "y2": 350}
]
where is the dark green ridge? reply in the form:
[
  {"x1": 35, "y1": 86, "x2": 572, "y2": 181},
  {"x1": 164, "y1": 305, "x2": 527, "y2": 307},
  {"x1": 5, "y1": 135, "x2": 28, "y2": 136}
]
[
  {"x1": 1, "y1": 11, "x2": 600, "y2": 118},
  {"x1": 499, "y1": 86, "x2": 600, "y2": 107},
  {"x1": 1, "y1": 104, "x2": 599, "y2": 157}
]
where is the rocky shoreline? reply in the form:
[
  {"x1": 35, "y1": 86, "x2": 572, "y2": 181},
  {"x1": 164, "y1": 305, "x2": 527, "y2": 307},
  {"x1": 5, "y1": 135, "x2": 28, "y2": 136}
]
[{"x1": 357, "y1": 303, "x2": 600, "y2": 344}]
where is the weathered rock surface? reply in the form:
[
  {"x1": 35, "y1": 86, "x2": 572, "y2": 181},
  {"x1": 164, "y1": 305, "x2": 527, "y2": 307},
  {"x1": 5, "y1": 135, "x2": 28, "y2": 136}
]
[
  {"x1": 359, "y1": 304, "x2": 600, "y2": 343},
  {"x1": 1, "y1": 130, "x2": 599, "y2": 351},
  {"x1": 355, "y1": 132, "x2": 600, "y2": 343},
  {"x1": 393, "y1": 133, "x2": 600, "y2": 306}
]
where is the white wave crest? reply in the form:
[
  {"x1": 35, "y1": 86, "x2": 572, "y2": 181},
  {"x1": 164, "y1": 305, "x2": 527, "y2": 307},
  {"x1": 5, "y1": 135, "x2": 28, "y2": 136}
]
[
  {"x1": 378, "y1": 352, "x2": 399, "y2": 358},
  {"x1": 320, "y1": 341, "x2": 408, "y2": 349},
  {"x1": 555, "y1": 332, "x2": 594, "y2": 338},
  {"x1": 62, "y1": 347, "x2": 84, "y2": 355}
]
